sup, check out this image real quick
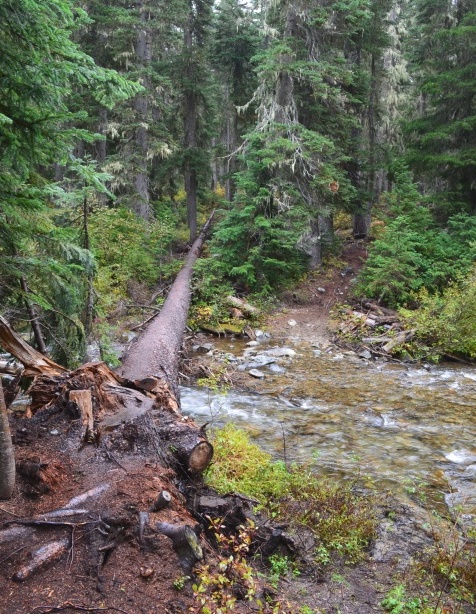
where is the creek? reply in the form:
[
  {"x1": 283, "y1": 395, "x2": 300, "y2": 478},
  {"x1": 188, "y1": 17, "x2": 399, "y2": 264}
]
[{"x1": 181, "y1": 336, "x2": 476, "y2": 518}]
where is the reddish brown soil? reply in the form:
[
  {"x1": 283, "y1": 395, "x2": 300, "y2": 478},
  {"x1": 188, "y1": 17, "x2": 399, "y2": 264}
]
[
  {"x1": 270, "y1": 240, "x2": 368, "y2": 343},
  {"x1": 0, "y1": 417, "x2": 199, "y2": 614}
]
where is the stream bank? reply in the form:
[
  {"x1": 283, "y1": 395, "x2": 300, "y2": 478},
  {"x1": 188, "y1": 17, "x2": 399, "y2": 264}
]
[{"x1": 181, "y1": 260, "x2": 476, "y2": 612}]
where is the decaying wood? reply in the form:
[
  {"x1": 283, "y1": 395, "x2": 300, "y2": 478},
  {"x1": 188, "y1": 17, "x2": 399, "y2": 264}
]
[
  {"x1": 154, "y1": 411, "x2": 213, "y2": 474},
  {"x1": 156, "y1": 522, "x2": 203, "y2": 571},
  {"x1": 150, "y1": 490, "x2": 171, "y2": 512},
  {"x1": 335, "y1": 302, "x2": 417, "y2": 360},
  {"x1": 69, "y1": 390, "x2": 94, "y2": 442},
  {"x1": 12, "y1": 537, "x2": 70, "y2": 581},
  {"x1": 0, "y1": 316, "x2": 66, "y2": 378},
  {"x1": 226, "y1": 295, "x2": 260, "y2": 316}
]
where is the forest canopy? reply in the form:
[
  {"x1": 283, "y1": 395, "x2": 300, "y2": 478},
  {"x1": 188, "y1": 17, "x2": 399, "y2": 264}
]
[{"x1": 0, "y1": 0, "x2": 475, "y2": 362}]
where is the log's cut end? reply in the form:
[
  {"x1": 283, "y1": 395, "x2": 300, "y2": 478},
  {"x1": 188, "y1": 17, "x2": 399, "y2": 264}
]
[
  {"x1": 188, "y1": 440, "x2": 214, "y2": 473},
  {"x1": 156, "y1": 522, "x2": 203, "y2": 571}
]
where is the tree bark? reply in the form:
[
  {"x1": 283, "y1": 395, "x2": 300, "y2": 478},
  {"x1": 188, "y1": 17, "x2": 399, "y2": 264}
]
[
  {"x1": 183, "y1": 14, "x2": 198, "y2": 242},
  {"x1": 119, "y1": 212, "x2": 215, "y2": 398},
  {"x1": 20, "y1": 277, "x2": 47, "y2": 355},
  {"x1": 0, "y1": 381, "x2": 15, "y2": 500},
  {"x1": 132, "y1": 0, "x2": 151, "y2": 221}
]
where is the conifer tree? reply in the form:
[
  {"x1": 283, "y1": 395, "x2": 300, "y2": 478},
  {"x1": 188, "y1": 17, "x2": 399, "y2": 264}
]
[
  {"x1": 405, "y1": 0, "x2": 476, "y2": 215},
  {"x1": 0, "y1": 0, "x2": 140, "y2": 364}
]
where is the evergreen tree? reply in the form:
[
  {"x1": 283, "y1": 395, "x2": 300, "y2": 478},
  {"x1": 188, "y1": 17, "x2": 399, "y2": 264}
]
[
  {"x1": 405, "y1": 0, "x2": 476, "y2": 216},
  {"x1": 212, "y1": 0, "x2": 379, "y2": 290},
  {"x1": 0, "y1": 0, "x2": 140, "y2": 364},
  {"x1": 212, "y1": 0, "x2": 260, "y2": 201}
]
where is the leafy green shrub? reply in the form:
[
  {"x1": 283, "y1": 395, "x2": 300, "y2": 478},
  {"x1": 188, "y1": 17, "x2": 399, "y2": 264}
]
[
  {"x1": 400, "y1": 267, "x2": 476, "y2": 359},
  {"x1": 356, "y1": 166, "x2": 476, "y2": 307},
  {"x1": 381, "y1": 585, "x2": 425, "y2": 613},
  {"x1": 89, "y1": 206, "x2": 175, "y2": 311}
]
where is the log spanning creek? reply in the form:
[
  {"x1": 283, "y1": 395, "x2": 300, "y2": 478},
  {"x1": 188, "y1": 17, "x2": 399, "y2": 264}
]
[{"x1": 181, "y1": 336, "x2": 476, "y2": 517}]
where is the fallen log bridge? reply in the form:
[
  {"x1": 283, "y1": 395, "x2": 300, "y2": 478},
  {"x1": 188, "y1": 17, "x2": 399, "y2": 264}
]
[
  {"x1": 0, "y1": 215, "x2": 217, "y2": 605},
  {"x1": 0, "y1": 213, "x2": 215, "y2": 476}
]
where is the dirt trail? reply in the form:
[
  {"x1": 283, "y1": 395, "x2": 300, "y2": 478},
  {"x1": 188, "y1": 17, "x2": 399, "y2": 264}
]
[{"x1": 265, "y1": 242, "x2": 367, "y2": 345}]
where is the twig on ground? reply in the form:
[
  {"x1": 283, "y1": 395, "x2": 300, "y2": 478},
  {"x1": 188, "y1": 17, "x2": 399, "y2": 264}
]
[{"x1": 30, "y1": 603, "x2": 130, "y2": 614}]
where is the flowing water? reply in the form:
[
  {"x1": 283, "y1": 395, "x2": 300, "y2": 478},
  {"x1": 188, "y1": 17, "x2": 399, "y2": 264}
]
[{"x1": 181, "y1": 338, "x2": 476, "y2": 517}]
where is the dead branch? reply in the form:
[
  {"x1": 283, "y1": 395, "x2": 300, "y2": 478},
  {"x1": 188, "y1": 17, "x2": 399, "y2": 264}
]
[{"x1": 0, "y1": 316, "x2": 66, "y2": 377}]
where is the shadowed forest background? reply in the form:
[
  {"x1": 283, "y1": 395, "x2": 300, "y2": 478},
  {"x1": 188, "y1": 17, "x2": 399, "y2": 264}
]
[{"x1": 1, "y1": 0, "x2": 476, "y2": 365}]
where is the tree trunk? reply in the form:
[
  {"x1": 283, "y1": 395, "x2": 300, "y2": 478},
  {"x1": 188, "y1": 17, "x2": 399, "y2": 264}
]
[
  {"x1": 0, "y1": 381, "x2": 15, "y2": 500},
  {"x1": 20, "y1": 277, "x2": 47, "y2": 355},
  {"x1": 132, "y1": 1, "x2": 151, "y2": 221},
  {"x1": 0, "y1": 214, "x2": 215, "y2": 476},
  {"x1": 184, "y1": 15, "x2": 198, "y2": 242},
  {"x1": 119, "y1": 212, "x2": 215, "y2": 398}
]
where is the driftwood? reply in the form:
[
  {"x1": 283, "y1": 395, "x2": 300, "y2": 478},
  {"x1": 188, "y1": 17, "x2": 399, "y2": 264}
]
[
  {"x1": 335, "y1": 302, "x2": 416, "y2": 360},
  {"x1": 225, "y1": 296, "x2": 260, "y2": 316},
  {"x1": 12, "y1": 537, "x2": 70, "y2": 582}
]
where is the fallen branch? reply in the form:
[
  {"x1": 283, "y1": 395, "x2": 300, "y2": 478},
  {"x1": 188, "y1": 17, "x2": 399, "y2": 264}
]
[
  {"x1": 30, "y1": 602, "x2": 130, "y2": 613},
  {"x1": 0, "y1": 316, "x2": 66, "y2": 378},
  {"x1": 12, "y1": 537, "x2": 70, "y2": 582}
]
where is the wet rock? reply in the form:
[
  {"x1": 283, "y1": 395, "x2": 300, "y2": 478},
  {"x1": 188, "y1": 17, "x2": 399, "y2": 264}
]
[
  {"x1": 222, "y1": 353, "x2": 238, "y2": 362},
  {"x1": 193, "y1": 343, "x2": 214, "y2": 354},
  {"x1": 359, "y1": 350, "x2": 372, "y2": 360},
  {"x1": 317, "y1": 287, "x2": 326, "y2": 293},
  {"x1": 246, "y1": 340, "x2": 259, "y2": 347},
  {"x1": 268, "y1": 364, "x2": 287, "y2": 374},
  {"x1": 287, "y1": 319, "x2": 297, "y2": 327},
  {"x1": 249, "y1": 369, "x2": 265, "y2": 379},
  {"x1": 262, "y1": 347, "x2": 296, "y2": 358}
]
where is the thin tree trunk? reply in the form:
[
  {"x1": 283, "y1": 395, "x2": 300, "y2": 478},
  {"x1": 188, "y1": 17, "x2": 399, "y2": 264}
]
[
  {"x1": 132, "y1": 1, "x2": 151, "y2": 221},
  {"x1": 83, "y1": 196, "x2": 94, "y2": 337},
  {"x1": 184, "y1": 14, "x2": 198, "y2": 242},
  {"x1": 20, "y1": 277, "x2": 47, "y2": 355},
  {"x1": 0, "y1": 382, "x2": 15, "y2": 500}
]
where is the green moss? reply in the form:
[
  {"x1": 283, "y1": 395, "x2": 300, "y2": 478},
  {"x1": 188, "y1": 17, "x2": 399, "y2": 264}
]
[{"x1": 206, "y1": 425, "x2": 377, "y2": 565}]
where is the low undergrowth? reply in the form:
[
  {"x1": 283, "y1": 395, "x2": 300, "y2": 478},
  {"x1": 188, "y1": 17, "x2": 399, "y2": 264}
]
[{"x1": 205, "y1": 424, "x2": 377, "y2": 566}]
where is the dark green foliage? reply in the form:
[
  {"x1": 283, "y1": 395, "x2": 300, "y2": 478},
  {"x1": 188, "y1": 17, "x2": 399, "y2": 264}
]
[
  {"x1": 0, "y1": 0, "x2": 140, "y2": 364},
  {"x1": 356, "y1": 167, "x2": 476, "y2": 306},
  {"x1": 401, "y1": 267, "x2": 476, "y2": 359},
  {"x1": 405, "y1": 0, "x2": 476, "y2": 215}
]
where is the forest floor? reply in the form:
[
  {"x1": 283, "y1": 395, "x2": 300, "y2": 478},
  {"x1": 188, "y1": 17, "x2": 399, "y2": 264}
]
[{"x1": 1, "y1": 240, "x2": 471, "y2": 614}]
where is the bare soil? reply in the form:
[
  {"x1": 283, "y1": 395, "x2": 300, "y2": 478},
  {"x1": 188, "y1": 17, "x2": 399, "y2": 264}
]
[{"x1": 265, "y1": 241, "x2": 368, "y2": 344}]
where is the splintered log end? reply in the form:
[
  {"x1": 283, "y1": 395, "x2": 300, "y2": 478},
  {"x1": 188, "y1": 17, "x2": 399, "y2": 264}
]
[
  {"x1": 188, "y1": 441, "x2": 214, "y2": 473},
  {"x1": 69, "y1": 389, "x2": 94, "y2": 442}
]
